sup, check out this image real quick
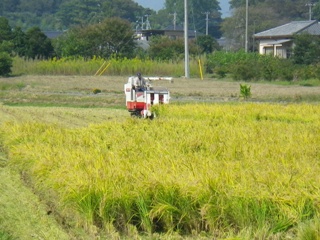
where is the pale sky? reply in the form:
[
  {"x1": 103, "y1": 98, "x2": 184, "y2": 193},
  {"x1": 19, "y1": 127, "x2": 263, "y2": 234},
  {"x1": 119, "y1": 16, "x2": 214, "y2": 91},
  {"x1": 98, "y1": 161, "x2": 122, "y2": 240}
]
[{"x1": 134, "y1": 0, "x2": 231, "y2": 18}]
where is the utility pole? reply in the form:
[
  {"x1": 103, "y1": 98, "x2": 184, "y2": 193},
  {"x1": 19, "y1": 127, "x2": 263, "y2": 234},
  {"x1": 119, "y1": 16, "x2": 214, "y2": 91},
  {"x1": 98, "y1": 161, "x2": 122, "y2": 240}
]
[
  {"x1": 184, "y1": 0, "x2": 190, "y2": 78},
  {"x1": 306, "y1": 2, "x2": 315, "y2": 20},
  {"x1": 140, "y1": 16, "x2": 144, "y2": 30},
  {"x1": 170, "y1": 12, "x2": 177, "y2": 30},
  {"x1": 203, "y1": 12, "x2": 210, "y2": 35},
  {"x1": 145, "y1": 15, "x2": 151, "y2": 30},
  {"x1": 245, "y1": 0, "x2": 248, "y2": 52}
]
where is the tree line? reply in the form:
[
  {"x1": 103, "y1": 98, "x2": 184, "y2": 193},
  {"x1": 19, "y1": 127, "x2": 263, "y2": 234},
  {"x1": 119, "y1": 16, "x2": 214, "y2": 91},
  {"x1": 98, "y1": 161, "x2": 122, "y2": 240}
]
[
  {"x1": 0, "y1": 0, "x2": 222, "y2": 37},
  {"x1": 1, "y1": 0, "x2": 320, "y2": 45},
  {"x1": 1, "y1": 0, "x2": 320, "y2": 76},
  {"x1": 0, "y1": 15, "x2": 220, "y2": 76}
]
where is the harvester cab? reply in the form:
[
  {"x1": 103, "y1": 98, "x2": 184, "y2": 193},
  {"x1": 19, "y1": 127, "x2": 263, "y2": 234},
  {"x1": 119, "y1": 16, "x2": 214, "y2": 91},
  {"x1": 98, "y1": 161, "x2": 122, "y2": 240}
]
[{"x1": 124, "y1": 76, "x2": 172, "y2": 118}]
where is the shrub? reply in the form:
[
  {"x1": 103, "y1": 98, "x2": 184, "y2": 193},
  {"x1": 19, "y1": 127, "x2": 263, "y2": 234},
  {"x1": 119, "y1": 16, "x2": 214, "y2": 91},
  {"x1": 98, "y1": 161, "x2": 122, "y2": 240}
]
[
  {"x1": 258, "y1": 55, "x2": 279, "y2": 81},
  {"x1": 278, "y1": 60, "x2": 296, "y2": 81},
  {"x1": 231, "y1": 59, "x2": 259, "y2": 81},
  {"x1": 240, "y1": 83, "x2": 251, "y2": 99},
  {"x1": 92, "y1": 88, "x2": 101, "y2": 94},
  {"x1": 0, "y1": 52, "x2": 13, "y2": 76}
]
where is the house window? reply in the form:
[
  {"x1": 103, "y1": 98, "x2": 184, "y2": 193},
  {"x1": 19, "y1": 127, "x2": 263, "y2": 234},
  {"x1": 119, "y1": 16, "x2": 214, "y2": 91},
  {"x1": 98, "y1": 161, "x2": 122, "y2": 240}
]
[
  {"x1": 264, "y1": 47, "x2": 274, "y2": 55},
  {"x1": 276, "y1": 47, "x2": 286, "y2": 58},
  {"x1": 286, "y1": 49, "x2": 292, "y2": 59}
]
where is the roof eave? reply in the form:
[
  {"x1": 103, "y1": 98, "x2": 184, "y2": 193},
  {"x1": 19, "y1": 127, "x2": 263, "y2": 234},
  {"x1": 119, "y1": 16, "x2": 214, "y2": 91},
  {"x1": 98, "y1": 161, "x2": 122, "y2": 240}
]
[{"x1": 254, "y1": 35, "x2": 293, "y2": 40}]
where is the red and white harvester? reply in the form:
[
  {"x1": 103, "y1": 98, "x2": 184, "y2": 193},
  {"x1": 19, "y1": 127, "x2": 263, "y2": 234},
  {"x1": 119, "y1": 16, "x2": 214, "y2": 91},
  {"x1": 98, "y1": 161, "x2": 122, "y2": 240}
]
[{"x1": 124, "y1": 76, "x2": 172, "y2": 118}]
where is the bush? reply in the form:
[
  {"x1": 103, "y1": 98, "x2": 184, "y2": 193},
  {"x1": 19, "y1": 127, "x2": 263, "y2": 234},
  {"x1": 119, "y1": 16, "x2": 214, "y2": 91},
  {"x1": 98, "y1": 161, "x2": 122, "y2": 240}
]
[
  {"x1": 0, "y1": 52, "x2": 13, "y2": 76},
  {"x1": 258, "y1": 55, "x2": 279, "y2": 81},
  {"x1": 92, "y1": 88, "x2": 101, "y2": 94},
  {"x1": 231, "y1": 59, "x2": 259, "y2": 81}
]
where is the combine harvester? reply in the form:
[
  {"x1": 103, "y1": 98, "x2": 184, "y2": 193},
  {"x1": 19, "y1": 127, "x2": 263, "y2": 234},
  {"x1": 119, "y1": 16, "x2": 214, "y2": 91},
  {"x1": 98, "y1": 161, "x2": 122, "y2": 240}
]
[{"x1": 124, "y1": 76, "x2": 172, "y2": 118}]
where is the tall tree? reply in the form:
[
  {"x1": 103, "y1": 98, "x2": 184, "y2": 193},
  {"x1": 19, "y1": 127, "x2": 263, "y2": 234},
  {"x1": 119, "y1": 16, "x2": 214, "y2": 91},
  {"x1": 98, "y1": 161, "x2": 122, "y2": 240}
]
[
  {"x1": 25, "y1": 27, "x2": 54, "y2": 59},
  {"x1": 229, "y1": 0, "x2": 265, "y2": 9},
  {"x1": 265, "y1": 0, "x2": 313, "y2": 20},
  {"x1": 0, "y1": 0, "x2": 20, "y2": 13},
  {"x1": 99, "y1": 18, "x2": 136, "y2": 57},
  {"x1": 164, "y1": 0, "x2": 222, "y2": 38},
  {"x1": 229, "y1": 0, "x2": 314, "y2": 20},
  {"x1": 56, "y1": 0, "x2": 102, "y2": 27},
  {"x1": 196, "y1": 35, "x2": 221, "y2": 53},
  {"x1": 222, "y1": 0, "x2": 313, "y2": 51},
  {"x1": 12, "y1": 27, "x2": 27, "y2": 57},
  {"x1": 54, "y1": 17, "x2": 135, "y2": 58},
  {"x1": 102, "y1": 0, "x2": 144, "y2": 22},
  {"x1": 293, "y1": 33, "x2": 320, "y2": 65},
  {"x1": 221, "y1": 5, "x2": 283, "y2": 51},
  {"x1": 308, "y1": 1, "x2": 320, "y2": 21},
  {"x1": 0, "y1": 17, "x2": 12, "y2": 43},
  {"x1": 18, "y1": 0, "x2": 62, "y2": 16}
]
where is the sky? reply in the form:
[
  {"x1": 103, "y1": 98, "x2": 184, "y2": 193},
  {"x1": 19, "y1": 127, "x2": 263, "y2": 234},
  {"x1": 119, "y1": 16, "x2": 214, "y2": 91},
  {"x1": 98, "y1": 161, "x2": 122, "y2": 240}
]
[{"x1": 133, "y1": 0, "x2": 231, "y2": 18}]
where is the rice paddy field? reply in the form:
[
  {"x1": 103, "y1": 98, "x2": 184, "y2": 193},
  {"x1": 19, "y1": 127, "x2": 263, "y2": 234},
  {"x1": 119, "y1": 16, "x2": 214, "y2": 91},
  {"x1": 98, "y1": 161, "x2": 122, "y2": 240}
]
[{"x1": 1, "y1": 75, "x2": 320, "y2": 239}]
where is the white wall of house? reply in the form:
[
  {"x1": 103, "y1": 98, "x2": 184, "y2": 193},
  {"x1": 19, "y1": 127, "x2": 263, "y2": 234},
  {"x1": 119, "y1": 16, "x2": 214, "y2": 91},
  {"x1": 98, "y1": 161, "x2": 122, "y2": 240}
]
[{"x1": 257, "y1": 39, "x2": 292, "y2": 58}]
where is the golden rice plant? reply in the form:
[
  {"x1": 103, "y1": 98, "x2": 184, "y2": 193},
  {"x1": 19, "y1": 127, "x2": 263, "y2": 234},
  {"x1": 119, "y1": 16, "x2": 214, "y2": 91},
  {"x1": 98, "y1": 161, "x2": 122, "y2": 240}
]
[{"x1": 1, "y1": 103, "x2": 319, "y2": 238}]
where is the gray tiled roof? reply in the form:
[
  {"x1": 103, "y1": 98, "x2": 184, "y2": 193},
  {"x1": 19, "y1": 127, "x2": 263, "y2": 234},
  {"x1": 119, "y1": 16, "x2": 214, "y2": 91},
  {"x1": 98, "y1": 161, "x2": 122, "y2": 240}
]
[{"x1": 254, "y1": 20, "x2": 320, "y2": 38}]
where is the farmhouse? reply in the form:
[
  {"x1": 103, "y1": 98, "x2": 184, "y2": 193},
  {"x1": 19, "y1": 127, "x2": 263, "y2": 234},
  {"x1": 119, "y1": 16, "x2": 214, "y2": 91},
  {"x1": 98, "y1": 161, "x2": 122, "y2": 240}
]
[{"x1": 254, "y1": 20, "x2": 320, "y2": 58}]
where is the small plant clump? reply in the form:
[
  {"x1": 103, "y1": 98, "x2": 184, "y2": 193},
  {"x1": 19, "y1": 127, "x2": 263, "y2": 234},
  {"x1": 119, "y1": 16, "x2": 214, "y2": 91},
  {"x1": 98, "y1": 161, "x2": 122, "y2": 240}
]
[
  {"x1": 92, "y1": 88, "x2": 101, "y2": 94},
  {"x1": 240, "y1": 83, "x2": 251, "y2": 99}
]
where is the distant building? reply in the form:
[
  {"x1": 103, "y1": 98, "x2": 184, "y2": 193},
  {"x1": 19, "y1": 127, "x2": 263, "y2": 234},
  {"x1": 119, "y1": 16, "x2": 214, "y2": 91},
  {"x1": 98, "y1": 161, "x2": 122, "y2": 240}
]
[
  {"x1": 44, "y1": 31, "x2": 65, "y2": 39},
  {"x1": 136, "y1": 25, "x2": 198, "y2": 41},
  {"x1": 254, "y1": 20, "x2": 320, "y2": 58}
]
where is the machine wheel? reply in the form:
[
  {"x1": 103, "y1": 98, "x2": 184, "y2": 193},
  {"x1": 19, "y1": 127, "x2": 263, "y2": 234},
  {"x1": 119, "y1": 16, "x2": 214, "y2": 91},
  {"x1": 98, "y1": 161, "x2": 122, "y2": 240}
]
[
  {"x1": 148, "y1": 112, "x2": 156, "y2": 120},
  {"x1": 130, "y1": 111, "x2": 142, "y2": 118}
]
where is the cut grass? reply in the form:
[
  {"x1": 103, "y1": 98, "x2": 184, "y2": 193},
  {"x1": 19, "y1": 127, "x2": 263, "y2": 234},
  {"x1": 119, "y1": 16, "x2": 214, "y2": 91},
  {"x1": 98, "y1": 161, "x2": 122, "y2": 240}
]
[
  {"x1": 0, "y1": 153, "x2": 69, "y2": 239},
  {"x1": 1, "y1": 76, "x2": 320, "y2": 109}
]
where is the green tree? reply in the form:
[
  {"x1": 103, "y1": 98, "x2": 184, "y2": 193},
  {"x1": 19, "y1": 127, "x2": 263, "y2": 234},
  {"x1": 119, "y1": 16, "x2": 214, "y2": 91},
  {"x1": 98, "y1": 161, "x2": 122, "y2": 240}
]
[
  {"x1": 196, "y1": 35, "x2": 220, "y2": 54},
  {"x1": 293, "y1": 33, "x2": 320, "y2": 65},
  {"x1": 0, "y1": 0, "x2": 20, "y2": 12},
  {"x1": 18, "y1": 0, "x2": 62, "y2": 16},
  {"x1": 25, "y1": 27, "x2": 54, "y2": 59},
  {"x1": 265, "y1": 0, "x2": 312, "y2": 20},
  {"x1": 56, "y1": 0, "x2": 101, "y2": 27},
  {"x1": 12, "y1": 27, "x2": 27, "y2": 57},
  {"x1": 221, "y1": 5, "x2": 283, "y2": 51},
  {"x1": 0, "y1": 17, "x2": 12, "y2": 43},
  {"x1": 224, "y1": 0, "x2": 317, "y2": 51},
  {"x1": 102, "y1": 0, "x2": 144, "y2": 22},
  {"x1": 54, "y1": 17, "x2": 135, "y2": 58},
  {"x1": 164, "y1": 0, "x2": 222, "y2": 38},
  {"x1": 148, "y1": 35, "x2": 199, "y2": 61},
  {"x1": 97, "y1": 18, "x2": 136, "y2": 57},
  {"x1": 312, "y1": 2, "x2": 320, "y2": 21},
  {"x1": 56, "y1": 0, "x2": 145, "y2": 30},
  {"x1": 53, "y1": 28, "x2": 88, "y2": 57}
]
